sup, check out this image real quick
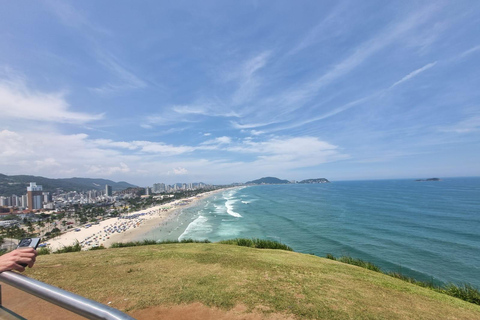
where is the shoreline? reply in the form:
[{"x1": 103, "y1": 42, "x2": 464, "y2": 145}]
[{"x1": 46, "y1": 188, "x2": 229, "y2": 251}]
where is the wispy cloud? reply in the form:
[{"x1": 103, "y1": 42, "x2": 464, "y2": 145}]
[
  {"x1": 45, "y1": 1, "x2": 147, "y2": 95},
  {"x1": 287, "y1": 2, "x2": 348, "y2": 56},
  {"x1": 460, "y1": 45, "x2": 480, "y2": 59},
  {"x1": 173, "y1": 104, "x2": 239, "y2": 117},
  {"x1": 390, "y1": 62, "x2": 437, "y2": 88},
  {"x1": 91, "y1": 51, "x2": 147, "y2": 94},
  {"x1": 44, "y1": 0, "x2": 111, "y2": 36},
  {"x1": 232, "y1": 4, "x2": 441, "y2": 130},
  {"x1": 438, "y1": 114, "x2": 480, "y2": 133},
  {"x1": 231, "y1": 51, "x2": 271, "y2": 105}
]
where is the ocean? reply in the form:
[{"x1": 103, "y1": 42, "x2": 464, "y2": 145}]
[{"x1": 141, "y1": 177, "x2": 480, "y2": 287}]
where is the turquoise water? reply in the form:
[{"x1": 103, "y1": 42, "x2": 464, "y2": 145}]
[{"x1": 145, "y1": 178, "x2": 480, "y2": 287}]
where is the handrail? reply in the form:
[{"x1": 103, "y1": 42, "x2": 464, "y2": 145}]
[{"x1": 0, "y1": 271, "x2": 136, "y2": 320}]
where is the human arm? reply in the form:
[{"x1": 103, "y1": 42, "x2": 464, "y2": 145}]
[{"x1": 0, "y1": 248, "x2": 37, "y2": 272}]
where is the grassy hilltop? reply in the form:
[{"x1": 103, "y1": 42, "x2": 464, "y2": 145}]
[{"x1": 26, "y1": 243, "x2": 480, "y2": 319}]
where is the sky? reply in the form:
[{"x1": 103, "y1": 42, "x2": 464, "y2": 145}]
[{"x1": 1, "y1": 1, "x2": 480, "y2": 186}]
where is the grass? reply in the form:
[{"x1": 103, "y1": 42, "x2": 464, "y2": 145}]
[
  {"x1": 25, "y1": 242, "x2": 480, "y2": 319},
  {"x1": 326, "y1": 253, "x2": 480, "y2": 306},
  {"x1": 110, "y1": 238, "x2": 210, "y2": 248},
  {"x1": 219, "y1": 238, "x2": 293, "y2": 251}
]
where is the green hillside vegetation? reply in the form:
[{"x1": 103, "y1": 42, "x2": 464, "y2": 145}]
[
  {"x1": 25, "y1": 242, "x2": 480, "y2": 319},
  {"x1": 0, "y1": 173, "x2": 136, "y2": 196},
  {"x1": 246, "y1": 177, "x2": 291, "y2": 184}
]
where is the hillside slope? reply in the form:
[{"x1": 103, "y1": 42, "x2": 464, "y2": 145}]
[
  {"x1": 25, "y1": 243, "x2": 480, "y2": 319},
  {"x1": 0, "y1": 173, "x2": 136, "y2": 196}
]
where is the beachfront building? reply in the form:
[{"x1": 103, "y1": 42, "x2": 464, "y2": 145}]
[{"x1": 27, "y1": 182, "x2": 43, "y2": 210}]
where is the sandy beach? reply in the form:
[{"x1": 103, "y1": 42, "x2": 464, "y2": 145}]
[{"x1": 46, "y1": 189, "x2": 226, "y2": 251}]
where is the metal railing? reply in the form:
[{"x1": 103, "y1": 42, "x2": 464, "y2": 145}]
[{"x1": 0, "y1": 271, "x2": 136, "y2": 320}]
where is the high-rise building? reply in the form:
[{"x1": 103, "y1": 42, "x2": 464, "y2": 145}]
[
  {"x1": 27, "y1": 182, "x2": 43, "y2": 210},
  {"x1": 153, "y1": 183, "x2": 165, "y2": 193},
  {"x1": 11, "y1": 195, "x2": 20, "y2": 207},
  {"x1": 43, "y1": 192, "x2": 52, "y2": 204},
  {"x1": 21, "y1": 195, "x2": 28, "y2": 208},
  {"x1": 105, "y1": 185, "x2": 113, "y2": 197}
]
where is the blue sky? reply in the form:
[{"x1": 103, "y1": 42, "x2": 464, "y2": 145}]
[{"x1": 1, "y1": 1, "x2": 479, "y2": 186}]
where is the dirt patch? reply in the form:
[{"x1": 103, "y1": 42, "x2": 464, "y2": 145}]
[
  {"x1": 130, "y1": 302, "x2": 296, "y2": 320},
  {"x1": 0, "y1": 283, "x2": 85, "y2": 320}
]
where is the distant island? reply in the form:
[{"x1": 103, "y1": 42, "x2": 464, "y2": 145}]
[
  {"x1": 245, "y1": 177, "x2": 330, "y2": 185},
  {"x1": 298, "y1": 178, "x2": 330, "y2": 184},
  {"x1": 415, "y1": 178, "x2": 441, "y2": 182},
  {"x1": 245, "y1": 177, "x2": 290, "y2": 185}
]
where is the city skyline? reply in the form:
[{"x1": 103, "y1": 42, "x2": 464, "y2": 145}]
[{"x1": 1, "y1": 1, "x2": 480, "y2": 186}]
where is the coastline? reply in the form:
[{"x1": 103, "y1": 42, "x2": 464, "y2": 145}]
[{"x1": 46, "y1": 188, "x2": 229, "y2": 251}]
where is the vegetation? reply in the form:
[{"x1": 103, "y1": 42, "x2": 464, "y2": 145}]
[
  {"x1": 326, "y1": 254, "x2": 480, "y2": 306},
  {"x1": 110, "y1": 238, "x2": 210, "y2": 248},
  {"x1": 37, "y1": 247, "x2": 51, "y2": 255},
  {"x1": 0, "y1": 225, "x2": 28, "y2": 239},
  {"x1": 245, "y1": 177, "x2": 290, "y2": 184},
  {"x1": 89, "y1": 245, "x2": 106, "y2": 251},
  {"x1": 219, "y1": 238, "x2": 293, "y2": 251},
  {"x1": 53, "y1": 241, "x2": 82, "y2": 254},
  {"x1": 25, "y1": 243, "x2": 480, "y2": 319},
  {"x1": 0, "y1": 173, "x2": 136, "y2": 196}
]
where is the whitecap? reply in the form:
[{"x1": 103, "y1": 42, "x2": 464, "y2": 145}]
[
  {"x1": 226, "y1": 199, "x2": 242, "y2": 217},
  {"x1": 178, "y1": 215, "x2": 212, "y2": 240}
]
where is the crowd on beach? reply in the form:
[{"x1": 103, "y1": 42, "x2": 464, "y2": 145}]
[
  {"x1": 78, "y1": 207, "x2": 173, "y2": 249},
  {"x1": 43, "y1": 190, "x2": 225, "y2": 251}
]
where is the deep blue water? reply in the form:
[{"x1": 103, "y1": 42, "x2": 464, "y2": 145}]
[{"x1": 144, "y1": 178, "x2": 480, "y2": 287}]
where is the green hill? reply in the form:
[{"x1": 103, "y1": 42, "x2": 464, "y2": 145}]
[
  {"x1": 245, "y1": 177, "x2": 291, "y2": 185},
  {"x1": 25, "y1": 243, "x2": 480, "y2": 319},
  {"x1": 0, "y1": 173, "x2": 137, "y2": 196}
]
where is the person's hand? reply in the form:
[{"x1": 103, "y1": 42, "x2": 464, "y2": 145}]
[{"x1": 0, "y1": 248, "x2": 37, "y2": 273}]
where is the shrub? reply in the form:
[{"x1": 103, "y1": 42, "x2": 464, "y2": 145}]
[
  {"x1": 337, "y1": 256, "x2": 382, "y2": 272},
  {"x1": 37, "y1": 247, "x2": 51, "y2": 255},
  {"x1": 89, "y1": 245, "x2": 106, "y2": 251},
  {"x1": 219, "y1": 238, "x2": 293, "y2": 251},
  {"x1": 443, "y1": 284, "x2": 480, "y2": 305},
  {"x1": 54, "y1": 241, "x2": 82, "y2": 254}
]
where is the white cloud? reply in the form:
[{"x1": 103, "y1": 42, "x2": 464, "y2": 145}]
[
  {"x1": 0, "y1": 129, "x2": 126, "y2": 177},
  {"x1": 0, "y1": 78, "x2": 103, "y2": 124},
  {"x1": 34, "y1": 158, "x2": 61, "y2": 169},
  {"x1": 140, "y1": 123, "x2": 153, "y2": 129},
  {"x1": 173, "y1": 167, "x2": 188, "y2": 175},
  {"x1": 91, "y1": 139, "x2": 195, "y2": 155},
  {"x1": 226, "y1": 136, "x2": 348, "y2": 168},
  {"x1": 86, "y1": 162, "x2": 130, "y2": 175},
  {"x1": 0, "y1": 128, "x2": 349, "y2": 184},
  {"x1": 201, "y1": 136, "x2": 232, "y2": 145}
]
